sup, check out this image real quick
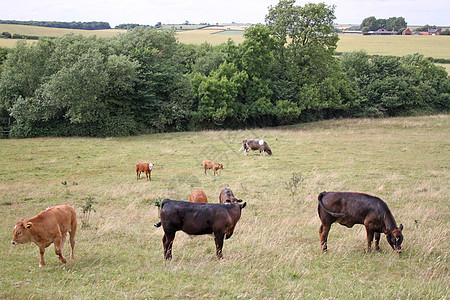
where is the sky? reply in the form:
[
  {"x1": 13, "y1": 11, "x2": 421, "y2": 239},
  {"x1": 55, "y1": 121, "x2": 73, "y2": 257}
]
[{"x1": 1, "y1": 0, "x2": 449, "y2": 27}]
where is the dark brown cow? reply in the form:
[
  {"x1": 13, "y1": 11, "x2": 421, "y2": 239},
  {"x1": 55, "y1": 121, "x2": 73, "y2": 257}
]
[
  {"x1": 11, "y1": 205, "x2": 77, "y2": 267},
  {"x1": 136, "y1": 162, "x2": 153, "y2": 181},
  {"x1": 154, "y1": 199, "x2": 246, "y2": 260},
  {"x1": 219, "y1": 188, "x2": 243, "y2": 204},
  {"x1": 189, "y1": 190, "x2": 208, "y2": 203},
  {"x1": 239, "y1": 139, "x2": 272, "y2": 156},
  {"x1": 318, "y1": 192, "x2": 404, "y2": 253},
  {"x1": 202, "y1": 160, "x2": 223, "y2": 176}
]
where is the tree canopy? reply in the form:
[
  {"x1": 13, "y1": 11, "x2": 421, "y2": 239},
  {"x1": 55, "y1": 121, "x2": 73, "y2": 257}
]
[{"x1": 0, "y1": 2, "x2": 448, "y2": 138}]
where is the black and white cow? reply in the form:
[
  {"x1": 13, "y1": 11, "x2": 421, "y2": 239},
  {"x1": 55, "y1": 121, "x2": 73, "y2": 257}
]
[{"x1": 239, "y1": 139, "x2": 272, "y2": 156}]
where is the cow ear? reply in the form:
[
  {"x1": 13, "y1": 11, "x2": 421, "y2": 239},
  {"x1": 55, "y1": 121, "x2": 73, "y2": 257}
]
[
  {"x1": 384, "y1": 228, "x2": 390, "y2": 235},
  {"x1": 241, "y1": 202, "x2": 247, "y2": 209},
  {"x1": 399, "y1": 224, "x2": 403, "y2": 231},
  {"x1": 26, "y1": 222, "x2": 33, "y2": 229},
  {"x1": 237, "y1": 199, "x2": 243, "y2": 203},
  {"x1": 226, "y1": 199, "x2": 231, "y2": 203}
]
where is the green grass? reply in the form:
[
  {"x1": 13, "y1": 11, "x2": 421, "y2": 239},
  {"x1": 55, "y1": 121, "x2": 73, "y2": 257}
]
[{"x1": 0, "y1": 115, "x2": 448, "y2": 298}]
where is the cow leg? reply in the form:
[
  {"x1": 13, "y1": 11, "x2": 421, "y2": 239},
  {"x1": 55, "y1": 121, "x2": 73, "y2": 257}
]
[
  {"x1": 38, "y1": 246, "x2": 46, "y2": 267},
  {"x1": 61, "y1": 233, "x2": 67, "y2": 250},
  {"x1": 163, "y1": 232, "x2": 175, "y2": 260},
  {"x1": 149, "y1": 171, "x2": 151, "y2": 181},
  {"x1": 146, "y1": 171, "x2": 149, "y2": 181},
  {"x1": 374, "y1": 232, "x2": 381, "y2": 251},
  {"x1": 365, "y1": 227, "x2": 374, "y2": 253},
  {"x1": 214, "y1": 232, "x2": 225, "y2": 259},
  {"x1": 137, "y1": 170, "x2": 140, "y2": 180},
  {"x1": 69, "y1": 228, "x2": 76, "y2": 260},
  {"x1": 319, "y1": 223, "x2": 331, "y2": 253},
  {"x1": 54, "y1": 235, "x2": 67, "y2": 264},
  {"x1": 204, "y1": 168, "x2": 207, "y2": 176}
]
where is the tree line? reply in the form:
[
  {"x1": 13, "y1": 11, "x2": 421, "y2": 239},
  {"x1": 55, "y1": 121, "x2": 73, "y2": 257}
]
[
  {"x1": 0, "y1": 0, "x2": 448, "y2": 138},
  {"x1": 0, "y1": 20, "x2": 111, "y2": 30},
  {"x1": 361, "y1": 16, "x2": 407, "y2": 34}
]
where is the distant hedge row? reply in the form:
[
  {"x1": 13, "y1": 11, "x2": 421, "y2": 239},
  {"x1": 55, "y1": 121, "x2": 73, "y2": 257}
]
[
  {"x1": 1, "y1": 32, "x2": 39, "y2": 40},
  {"x1": 0, "y1": 20, "x2": 111, "y2": 30}
]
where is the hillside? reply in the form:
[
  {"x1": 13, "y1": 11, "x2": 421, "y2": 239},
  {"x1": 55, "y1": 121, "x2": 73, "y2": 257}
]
[{"x1": 0, "y1": 115, "x2": 448, "y2": 298}]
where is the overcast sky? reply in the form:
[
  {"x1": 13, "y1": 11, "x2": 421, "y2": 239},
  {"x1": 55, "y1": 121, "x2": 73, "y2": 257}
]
[{"x1": 1, "y1": 0, "x2": 449, "y2": 27}]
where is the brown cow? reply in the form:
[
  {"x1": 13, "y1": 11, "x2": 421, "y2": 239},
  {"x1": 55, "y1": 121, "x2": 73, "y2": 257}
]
[
  {"x1": 202, "y1": 160, "x2": 223, "y2": 176},
  {"x1": 318, "y1": 192, "x2": 404, "y2": 253},
  {"x1": 154, "y1": 199, "x2": 246, "y2": 260},
  {"x1": 219, "y1": 188, "x2": 243, "y2": 204},
  {"x1": 136, "y1": 162, "x2": 154, "y2": 181},
  {"x1": 189, "y1": 190, "x2": 208, "y2": 203},
  {"x1": 11, "y1": 205, "x2": 77, "y2": 267}
]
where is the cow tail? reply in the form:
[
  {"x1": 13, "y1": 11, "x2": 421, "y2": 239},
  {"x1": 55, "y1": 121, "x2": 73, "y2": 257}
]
[{"x1": 318, "y1": 192, "x2": 346, "y2": 218}]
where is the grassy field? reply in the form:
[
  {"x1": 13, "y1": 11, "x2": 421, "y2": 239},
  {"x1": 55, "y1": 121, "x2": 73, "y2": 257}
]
[
  {"x1": 0, "y1": 115, "x2": 448, "y2": 298},
  {"x1": 336, "y1": 34, "x2": 450, "y2": 60}
]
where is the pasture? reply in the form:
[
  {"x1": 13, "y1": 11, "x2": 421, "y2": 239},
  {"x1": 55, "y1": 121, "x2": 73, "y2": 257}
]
[{"x1": 0, "y1": 115, "x2": 448, "y2": 298}]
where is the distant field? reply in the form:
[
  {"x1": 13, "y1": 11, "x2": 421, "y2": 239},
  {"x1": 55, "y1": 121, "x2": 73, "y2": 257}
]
[
  {"x1": 0, "y1": 24, "x2": 126, "y2": 39},
  {"x1": 0, "y1": 24, "x2": 449, "y2": 66},
  {"x1": 337, "y1": 34, "x2": 450, "y2": 59}
]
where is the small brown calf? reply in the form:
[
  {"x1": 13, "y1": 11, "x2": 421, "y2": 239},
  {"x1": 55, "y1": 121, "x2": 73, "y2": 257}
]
[
  {"x1": 136, "y1": 162, "x2": 154, "y2": 181},
  {"x1": 11, "y1": 205, "x2": 77, "y2": 267},
  {"x1": 202, "y1": 160, "x2": 223, "y2": 176},
  {"x1": 219, "y1": 188, "x2": 243, "y2": 204}
]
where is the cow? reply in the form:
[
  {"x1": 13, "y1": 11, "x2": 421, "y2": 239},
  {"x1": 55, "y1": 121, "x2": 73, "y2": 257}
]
[
  {"x1": 154, "y1": 199, "x2": 246, "y2": 260},
  {"x1": 189, "y1": 190, "x2": 208, "y2": 203},
  {"x1": 11, "y1": 204, "x2": 77, "y2": 267},
  {"x1": 318, "y1": 192, "x2": 404, "y2": 253},
  {"x1": 202, "y1": 160, "x2": 223, "y2": 176},
  {"x1": 136, "y1": 162, "x2": 154, "y2": 181},
  {"x1": 219, "y1": 188, "x2": 243, "y2": 204},
  {"x1": 239, "y1": 139, "x2": 272, "y2": 156}
]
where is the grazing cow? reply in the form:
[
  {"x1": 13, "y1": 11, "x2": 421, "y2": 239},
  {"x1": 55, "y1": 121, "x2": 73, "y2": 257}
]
[
  {"x1": 154, "y1": 199, "x2": 246, "y2": 260},
  {"x1": 136, "y1": 162, "x2": 154, "y2": 181},
  {"x1": 239, "y1": 139, "x2": 272, "y2": 156},
  {"x1": 11, "y1": 205, "x2": 77, "y2": 267},
  {"x1": 202, "y1": 160, "x2": 223, "y2": 176},
  {"x1": 189, "y1": 190, "x2": 208, "y2": 203},
  {"x1": 318, "y1": 192, "x2": 404, "y2": 253},
  {"x1": 219, "y1": 188, "x2": 243, "y2": 204}
]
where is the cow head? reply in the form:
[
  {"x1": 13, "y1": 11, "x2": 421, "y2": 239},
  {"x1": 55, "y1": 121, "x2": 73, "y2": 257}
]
[
  {"x1": 149, "y1": 163, "x2": 154, "y2": 170},
  {"x1": 384, "y1": 224, "x2": 404, "y2": 253},
  {"x1": 225, "y1": 198, "x2": 243, "y2": 205},
  {"x1": 11, "y1": 219, "x2": 32, "y2": 245},
  {"x1": 218, "y1": 163, "x2": 223, "y2": 170}
]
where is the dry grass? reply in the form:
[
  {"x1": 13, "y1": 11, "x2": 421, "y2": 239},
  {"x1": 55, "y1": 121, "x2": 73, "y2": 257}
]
[
  {"x1": 0, "y1": 115, "x2": 448, "y2": 298},
  {"x1": 337, "y1": 34, "x2": 450, "y2": 59}
]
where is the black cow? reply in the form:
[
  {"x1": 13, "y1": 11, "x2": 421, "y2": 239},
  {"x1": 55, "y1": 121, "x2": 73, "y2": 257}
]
[
  {"x1": 318, "y1": 191, "x2": 404, "y2": 253},
  {"x1": 219, "y1": 188, "x2": 242, "y2": 204},
  {"x1": 239, "y1": 139, "x2": 272, "y2": 156},
  {"x1": 154, "y1": 199, "x2": 246, "y2": 260}
]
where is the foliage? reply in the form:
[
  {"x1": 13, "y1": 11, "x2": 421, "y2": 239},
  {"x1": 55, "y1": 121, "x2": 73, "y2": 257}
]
[
  {"x1": 80, "y1": 197, "x2": 96, "y2": 228},
  {"x1": 341, "y1": 51, "x2": 450, "y2": 116},
  {"x1": 361, "y1": 16, "x2": 407, "y2": 34},
  {"x1": 0, "y1": 2, "x2": 448, "y2": 138},
  {"x1": 0, "y1": 19, "x2": 111, "y2": 30}
]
